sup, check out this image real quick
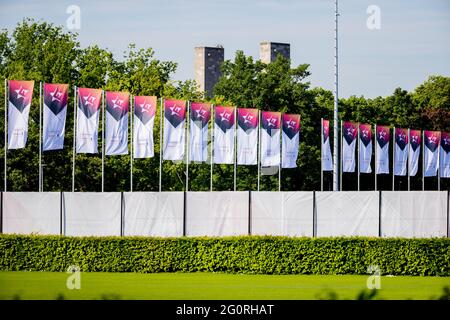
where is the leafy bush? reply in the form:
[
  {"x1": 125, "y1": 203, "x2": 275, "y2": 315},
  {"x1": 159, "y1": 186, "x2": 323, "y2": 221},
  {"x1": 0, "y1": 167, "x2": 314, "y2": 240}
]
[{"x1": 0, "y1": 235, "x2": 448, "y2": 276}]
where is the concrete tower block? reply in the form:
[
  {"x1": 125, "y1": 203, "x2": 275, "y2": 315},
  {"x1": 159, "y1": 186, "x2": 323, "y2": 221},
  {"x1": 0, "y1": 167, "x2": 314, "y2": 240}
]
[
  {"x1": 259, "y1": 41, "x2": 290, "y2": 64},
  {"x1": 194, "y1": 46, "x2": 224, "y2": 97}
]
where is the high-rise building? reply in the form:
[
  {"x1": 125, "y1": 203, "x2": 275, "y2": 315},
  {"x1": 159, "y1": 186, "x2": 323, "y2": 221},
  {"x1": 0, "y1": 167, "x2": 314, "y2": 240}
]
[
  {"x1": 259, "y1": 41, "x2": 290, "y2": 63},
  {"x1": 194, "y1": 46, "x2": 224, "y2": 97}
]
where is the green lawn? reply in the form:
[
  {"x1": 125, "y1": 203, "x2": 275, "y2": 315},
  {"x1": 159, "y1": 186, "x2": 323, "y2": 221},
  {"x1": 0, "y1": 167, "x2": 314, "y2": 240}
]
[{"x1": 0, "y1": 272, "x2": 449, "y2": 300}]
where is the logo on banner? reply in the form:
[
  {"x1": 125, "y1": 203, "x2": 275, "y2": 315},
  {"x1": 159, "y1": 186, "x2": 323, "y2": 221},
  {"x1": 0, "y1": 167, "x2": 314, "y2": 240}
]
[
  {"x1": 106, "y1": 93, "x2": 129, "y2": 121},
  {"x1": 191, "y1": 103, "x2": 211, "y2": 129},
  {"x1": 282, "y1": 114, "x2": 300, "y2": 140},
  {"x1": 424, "y1": 132, "x2": 439, "y2": 152},
  {"x1": 238, "y1": 109, "x2": 258, "y2": 133},
  {"x1": 395, "y1": 129, "x2": 408, "y2": 150},
  {"x1": 44, "y1": 85, "x2": 68, "y2": 115},
  {"x1": 376, "y1": 127, "x2": 390, "y2": 148},
  {"x1": 410, "y1": 131, "x2": 421, "y2": 152},
  {"x1": 135, "y1": 97, "x2": 156, "y2": 125},
  {"x1": 9, "y1": 81, "x2": 34, "y2": 113},
  {"x1": 343, "y1": 122, "x2": 357, "y2": 145},
  {"x1": 359, "y1": 124, "x2": 372, "y2": 147},
  {"x1": 442, "y1": 133, "x2": 450, "y2": 154},
  {"x1": 262, "y1": 112, "x2": 280, "y2": 136},
  {"x1": 323, "y1": 120, "x2": 330, "y2": 142},
  {"x1": 215, "y1": 107, "x2": 234, "y2": 133},
  {"x1": 164, "y1": 101, "x2": 186, "y2": 128},
  {"x1": 79, "y1": 90, "x2": 101, "y2": 118}
]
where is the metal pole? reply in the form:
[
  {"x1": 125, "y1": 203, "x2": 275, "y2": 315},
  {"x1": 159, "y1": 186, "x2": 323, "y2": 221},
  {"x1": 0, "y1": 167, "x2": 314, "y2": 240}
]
[
  {"x1": 186, "y1": 101, "x2": 189, "y2": 192},
  {"x1": 233, "y1": 107, "x2": 237, "y2": 192},
  {"x1": 438, "y1": 132, "x2": 441, "y2": 191},
  {"x1": 321, "y1": 118, "x2": 323, "y2": 192},
  {"x1": 130, "y1": 95, "x2": 133, "y2": 192},
  {"x1": 39, "y1": 82, "x2": 42, "y2": 192},
  {"x1": 408, "y1": 128, "x2": 410, "y2": 191},
  {"x1": 257, "y1": 110, "x2": 261, "y2": 191},
  {"x1": 422, "y1": 130, "x2": 425, "y2": 191},
  {"x1": 392, "y1": 127, "x2": 395, "y2": 191},
  {"x1": 101, "y1": 90, "x2": 105, "y2": 192},
  {"x1": 4, "y1": 79, "x2": 7, "y2": 192},
  {"x1": 72, "y1": 86, "x2": 77, "y2": 192},
  {"x1": 159, "y1": 98, "x2": 163, "y2": 192},
  {"x1": 375, "y1": 124, "x2": 377, "y2": 191},
  {"x1": 358, "y1": 123, "x2": 361, "y2": 191},
  {"x1": 333, "y1": 0, "x2": 340, "y2": 191},
  {"x1": 340, "y1": 120, "x2": 343, "y2": 191},
  {"x1": 210, "y1": 105, "x2": 214, "y2": 192},
  {"x1": 278, "y1": 112, "x2": 281, "y2": 192}
]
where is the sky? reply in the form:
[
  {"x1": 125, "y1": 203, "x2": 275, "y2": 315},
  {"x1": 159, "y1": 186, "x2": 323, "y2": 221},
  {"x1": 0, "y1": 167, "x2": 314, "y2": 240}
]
[{"x1": 0, "y1": 0, "x2": 449, "y2": 98}]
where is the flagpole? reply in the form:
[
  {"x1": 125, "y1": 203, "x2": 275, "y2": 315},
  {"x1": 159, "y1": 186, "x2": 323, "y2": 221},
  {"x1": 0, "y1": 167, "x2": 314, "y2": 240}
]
[
  {"x1": 72, "y1": 86, "x2": 77, "y2": 192},
  {"x1": 375, "y1": 124, "x2": 377, "y2": 191},
  {"x1": 422, "y1": 130, "x2": 425, "y2": 191},
  {"x1": 321, "y1": 118, "x2": 323, "y2": 192},
  {"x1": 101, "y1": 90, "x2": 105, "y2": 192},
  {"x1": 407, "y1": 128, "x2": 410, "y2": 191},
  {"x1": 39, "y1": 82, "x2": 42, "y2": 192},
  {"x1": 233, "y1": 107, "x2": 237, "y2": 192},
  {"x1": 438, "y1": 132, "x2": 441, "y2": 191},
  {"x1": 257, "y1": 110, "x2": 261, "y2": 191},
  {"x1": 186, "y1": 101, "x2": 190, "y2": 192},
  {"x1": 210, "y1": 105, "x2": 214, "y2": 191},
  {"x1": 4, "y1": 79, "x2": 7, "y2": 191},
  {"x1": 340, "y1": 120, "x2": 343, "y2": 191},
  {"x1": 357, "y1": 123, "x2": 360, "y2": 191},
  {"x1": 159, "y1": 98, "x2": 163, "y2": 192},
  {"x1": 392, "y1": 127, "x2": 395, "y2": 191},
  {"x1": 333, "y1": 0, "x2": 340, "y2": 192},
  {"x1": 130, "y1": 95, "x2": 133, "y2": 192}
]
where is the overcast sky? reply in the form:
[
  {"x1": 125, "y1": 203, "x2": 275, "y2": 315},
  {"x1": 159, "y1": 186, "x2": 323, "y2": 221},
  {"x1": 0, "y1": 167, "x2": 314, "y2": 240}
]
[{"x1": 1, "y1": 0, "x2": 449, "y2": 98}]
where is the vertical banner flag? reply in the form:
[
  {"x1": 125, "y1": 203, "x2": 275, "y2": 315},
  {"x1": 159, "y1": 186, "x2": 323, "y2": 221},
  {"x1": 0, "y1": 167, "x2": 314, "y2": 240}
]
[
  {"x1": 43, "y1": 83, "x2": 68, "y2": 151},
  {"x1": 394, "y1": 128, "x2": 408, "y2": 176},
  {"x1": 322, "y1": 119, "x2": 333, "y2": 171},
  {"x1": 376, "y1": 125, "x2": 390, "y2": 174},
  {"x1": 213, "y1": 106, "x2": 235, "y2": 164},
  {"x1": 190, "y1": 102, "x2": 211, "y2": 162},
  {"x1": 408, "y1": 129, "x2": 421, "y2": 176},
  {"x1": 342, "y1": 121, "x2": 357, "y2": 172},
  {"x1": 105, "y1": 91, "x2": 130, "y2": 155},
  {"x1": 359, "y1": 123, "x2": 372, "y2": 173},
  {"x1": 133, "y1": 96, "x2": 156, "y2": 158},
  {"x1": 76, "y1": 88, "x2": 102, "y2": 153},
  {"x1": 261, "y1": 111, "x2": 281, "y2": 167},
  {"x1": 282, "y1": 113, "x2": 300, "y2": 168},
  {"x1": 237, "y1": 108, "x2": 258, "y2": 165},
  {"x1": 440, "y1": 132, "x2": 450, "y2": 178},
  {"x1": 7, "y1": 80, "x2": 34, "y2": 149},
  {"x1": 423, "y1": 130, "x2": 441, "y2": 177},
  {"x1": 163, "y1": 99, "x2": 186, "y2": 161}
]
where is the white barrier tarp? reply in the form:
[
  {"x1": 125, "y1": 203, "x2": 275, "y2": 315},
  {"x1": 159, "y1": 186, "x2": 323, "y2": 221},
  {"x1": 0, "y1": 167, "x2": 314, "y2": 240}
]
[
  {"x1": 381, "y1": 191, "x2": 447, "y2": 238},
  {"x1": 316, "y1": 191, "x2": 379, "y2": 237},
  {"x1": 186, "y1": 192, "x2": 248, "y2": 236},
  {"x1": 251, "y1": 192, "x2": 314, "y2": 237},
  {"x1": 63, "y1": 192, "x2": 121, "y2": 236},
  {"x1": 123, "y1": 192, "x2": 183, "y2": 237},
  {"x1": 3, "y1": 192, "x2": 60, "y2": 235}
]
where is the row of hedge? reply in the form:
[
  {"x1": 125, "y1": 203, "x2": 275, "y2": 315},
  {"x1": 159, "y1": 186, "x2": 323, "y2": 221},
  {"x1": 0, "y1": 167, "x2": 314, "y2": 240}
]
[{"x1": 0, "y1": 235, "x2": 449, "y2": 276}]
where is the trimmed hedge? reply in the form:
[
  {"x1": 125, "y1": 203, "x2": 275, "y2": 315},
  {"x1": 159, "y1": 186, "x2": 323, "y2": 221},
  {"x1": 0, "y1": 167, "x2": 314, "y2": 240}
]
[{"x1": 0, "y1": 235, "x2": 449, "y2": 276}]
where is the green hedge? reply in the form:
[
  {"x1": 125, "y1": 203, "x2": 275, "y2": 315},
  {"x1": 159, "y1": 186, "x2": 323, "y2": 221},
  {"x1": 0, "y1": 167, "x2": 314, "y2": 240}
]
[{"x1": 0, "y1": 235, "x2": 449, "y2": 276}]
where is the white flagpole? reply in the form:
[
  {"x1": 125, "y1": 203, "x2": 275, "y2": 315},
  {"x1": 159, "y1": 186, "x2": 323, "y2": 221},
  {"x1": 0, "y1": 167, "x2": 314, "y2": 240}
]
[
  {"x1": 321, "y1": 118, "x2": 323, "y2": 191},
  {"x1": 130, "y1": 95, "x2": 133, "y2": 192},
  {"x1": 72, "y1": 86, "x2": 77, "y2": 192},
  {"x1": 159, "y1": 98, "x2": 163, "y2": 192},
  {"x1": 101, "y1": 90, "x2": 105, "y2": 192},
  {"x1": 257, "y1": 110, "x2": 261, "y2": 191},
  {"x1": 438, "y1": 132, "x2": 441, "y2": 191},
  {"x1": 186, "y1": 101, "x2": 190, "y2": 192},
  {"x1": 392, "y1": 127, "x2": 395, "y2": 191},
  {"x1": 375, "y1": 124, "x2": 377, "y2": 191},
  {"x1": 233, "y1": 107, "x2": 237, "y2": 192},
  {"x1": 278, "y1": 113, "x2": 281, "y2": 192},
  {"x1": 422, "y1": 130, "x2": 425, "y2": 191},
  {"x1": 210, "y1": 105, "x2": 214, "y2": 191},
  {"x1": 357, "y1": 123, "x2": 360, "y2": 191},
  {"x1": 407, "y1": 128, "x2": 410, "y2": 191},
  {"x1": 4, "y1": 79, "x2": 7, "y2": 191},
  {"x1": 340, "y1": 120, "x2": 343, "y2": 191},
  {"x1": 39, "y1": 82, "x2": 43, "y2": 192}
]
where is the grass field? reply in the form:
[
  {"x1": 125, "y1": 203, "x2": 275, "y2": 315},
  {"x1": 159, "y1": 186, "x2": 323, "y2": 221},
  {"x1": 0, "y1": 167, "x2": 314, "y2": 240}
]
[{"x1": 0, "y1": 272, "x2": 449, "y2": 300}]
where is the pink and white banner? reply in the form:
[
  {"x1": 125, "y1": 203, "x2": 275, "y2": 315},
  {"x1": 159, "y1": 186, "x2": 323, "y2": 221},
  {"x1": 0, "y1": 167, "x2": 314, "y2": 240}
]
[
  {"x1": 190, "y1": 102, "x2": 211, "y2": 162},
  {"x1": 163, "y1": 99, "x2": 186, "y2": 161},
  {"x1": 342, "y1": 121, "x2": 357, "y2": 172},
  {"x1": 394, "y1": 128, "x2": 408, "y2": 176},
  {"x1": 408, "y1": 129, "x2": 421, "y2": 177},
  {"x1": 375, "y1": 125, "x2": 390, "y2": 174},
  {"x1": 359, "y1": 123, "x2": 372, "y2": 173},
  {"x1": 7, "y1": 80, "x2": 34, "y2": 149},
  {"x1": 237, "y1": 108, "x2": 258, "y2": 165},
  {"x1": 133, "y1": 96, "x2": 156, "y2": 158},
  {"x1": 440, "y1": 132, "x2": 450, "y2": 178},
  {"x1": 423, "y1": 130, "x2": 440, "y2": 177},
  {"x1": 213, "y1": 106, "x2": 235, "y2": 164},
  {"x1": 76, "y1": 87, "x2": 102, "y2": 153},
  {"x1": 105, "y1": 91, "x2": 130, "y2": 155},
  {"x1": 43, "y1": 83, "x2": 68, "y2": 151},
  {"x1": 282, "y1": 113, "x2": 300, "y2": 168},
  {"x1": 261, "y1": 111, "x2": 281, "y2": 167},
  {"x1": 321, "y1": 119, "x2": 332, "y2": 171}
]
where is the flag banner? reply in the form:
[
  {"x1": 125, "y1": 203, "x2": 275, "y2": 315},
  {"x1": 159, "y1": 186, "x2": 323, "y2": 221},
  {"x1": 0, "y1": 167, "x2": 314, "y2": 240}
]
[
  {"x1": 375, "y1": 125, "x2": 390, "y2": 174},
  {"x1": 237, "y1": 108, "x2": 258, "y2": 165},
  {"x1": 7, "y1": 80, "x2": 34, "y2": 149},
  {"x1": 440, "y1": 132, "x2": 450, "y2": 178},
  {"x1": 213, "y1": 106, "x2": 235, "y2": 164},
  {"x1": 394, "y1": 128, "x2": 408, "y2": 176},
  {"x1": 321, "y1": 119, "x2": 333, "y2": 171},
  {"x1": 163, "y1": 99, "x2": 186, "y2": 161},
  {"x1": 342, "y1": 121, "x2": 357, "y2": 172},
  {"x1": 190, "y1": 102, "x2": 211, "y2": 162},
  {"x1": 261, "y1": 111, "x2": 281, "y2": 167},
  {"x1": 408, "y1": 129, "x2": 421, "y2": 177},
  {"x1": 359, "y1": 123, "x2": 372, "y2": 173},
  {"x1": 133, "y1": 96, "x2": 156, "y2": 158},
  {"x1": 282, "y1": 113, "x2": 300, "y2": 168},
  {"x1": 43, "y1": 83, "x2": 68, "y2": 151},
  {"x1": 105, "y1": 91, "x2": 130, "y2": 155},
  {"x1": 424, "y1": 130, "x2": 440, "y2": 177},
  {"x1": 76, "y1": 88, "x2": 102, "y2": 153}
]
